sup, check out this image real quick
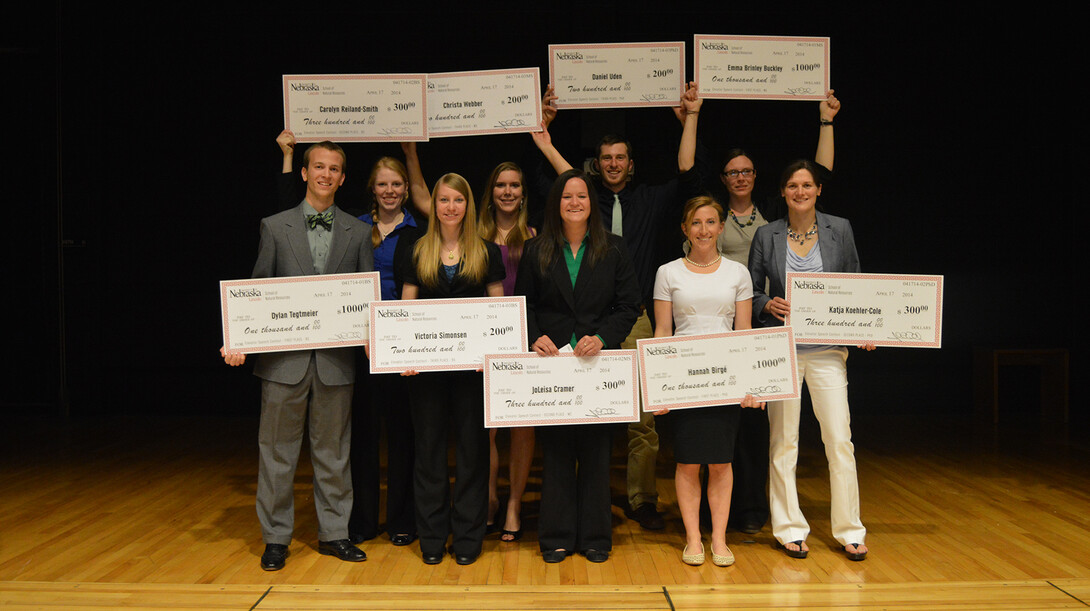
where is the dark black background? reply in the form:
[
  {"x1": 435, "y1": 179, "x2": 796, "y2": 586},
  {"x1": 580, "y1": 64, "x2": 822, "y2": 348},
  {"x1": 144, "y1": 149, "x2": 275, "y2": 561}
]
[{"x1": 4, "y1": 5, "x2": 1077, "y2": 434}]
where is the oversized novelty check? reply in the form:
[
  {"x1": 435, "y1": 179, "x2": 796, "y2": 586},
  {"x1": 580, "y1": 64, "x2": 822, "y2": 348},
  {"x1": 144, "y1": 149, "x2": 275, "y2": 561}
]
[
  {"x1": 694, "y1": 35, "x2": 830, "y2": 100},
  {"x1": 426, "y1": 68, "x2": 543, "y2": 137},
  {"x1": 548, "y1": 42, "x2": 685, "y2": 108},
  {"x1": 368, "y1": 297, "x2": 528, "y2": 373},
  {"x1": 283, "y1": 74, "x2": 428, "y2": 142},
  {"x1": 637, "y1": 328, "x2": 799, "y2": 412},
  {"x1": 786, "y1": 272, "x2": 944, "y2": 347},
  {"x1": 483, "y1": 351, "x2": 640, "y2": 427},
  {"x1": 220, "y1": 272, "x2": 380, "y2": 353}
]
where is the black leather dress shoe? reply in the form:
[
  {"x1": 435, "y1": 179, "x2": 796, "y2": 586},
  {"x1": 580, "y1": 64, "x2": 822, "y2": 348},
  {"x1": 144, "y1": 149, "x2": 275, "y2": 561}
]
[
  {"x1": 422, "y1": 549, "x2": 444, "y2": 565},
  {"x1": 260, "y1": 543, "x2": 289, "y2": 571},
  {"x1": 626, "y1": 503, "x2": 665, "y2": 530},
  {"x1": 729, "y1": 515, "x2": 765, "y2": 535},
  {"x1": 739, "y1": 521, "x2": 763, "y2": 535},
  {"x1": 582, "y1": 549, "x2": 609, "y2": 563},
  {"x1": 390, "y1": 533, "x2": 418, "y2": 546},
  {"x1": 318, "y1": 539, "x2": 367, "y2": 562},
  {"x1": 454, "y1": 549, "x2": 480, "y2": 565},
  {"x1": 349, "y1": 531, "x2": 376, "y2": 545},
  {"x1": 541, "y1": 549, "x2": 570, "y2": 563}
]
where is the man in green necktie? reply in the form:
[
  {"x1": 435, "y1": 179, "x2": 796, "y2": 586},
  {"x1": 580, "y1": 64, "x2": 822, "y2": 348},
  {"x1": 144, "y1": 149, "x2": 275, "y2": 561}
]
[{"x1": 221, "y1": 141, "x2": 373, "y2": 570}]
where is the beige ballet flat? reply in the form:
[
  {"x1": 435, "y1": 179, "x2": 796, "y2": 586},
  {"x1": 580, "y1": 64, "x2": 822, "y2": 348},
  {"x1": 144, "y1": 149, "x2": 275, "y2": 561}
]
[
  {"x1": 682, "y1": 543, "x2": 705, "y2": 566},
  {"x1": 711, "y1": 544, "x2": 735, "y2": 567}
]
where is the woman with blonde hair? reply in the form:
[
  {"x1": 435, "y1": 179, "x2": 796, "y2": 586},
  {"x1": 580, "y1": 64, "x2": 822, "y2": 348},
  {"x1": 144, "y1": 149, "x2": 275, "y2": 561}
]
[
  {"x1": 477, "y1": 161, "x2": 537, "y2": 542},
  {"x1": 346, "y1": 150, "x2": 430, "y2": 548},
  {"x1": 652, "y1": 196, "x2": 763, "y2": 567},
  {"x1": 398, "y1": 173, "x2": 505, "y2": 566}
]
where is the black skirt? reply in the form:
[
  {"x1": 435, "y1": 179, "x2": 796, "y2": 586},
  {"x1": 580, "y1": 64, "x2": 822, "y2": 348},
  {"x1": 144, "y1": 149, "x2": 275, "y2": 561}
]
[{"x1": 666, "y1": 404, "x2": 742, "y2": 464}]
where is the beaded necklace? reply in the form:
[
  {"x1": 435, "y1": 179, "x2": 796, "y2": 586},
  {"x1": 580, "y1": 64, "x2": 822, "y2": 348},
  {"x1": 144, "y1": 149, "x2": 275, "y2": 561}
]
[
  {"x1": 787, "y1": 223, "x2": 818, "y2": 245},
  {"x1": 728, "y1": 207, "x2": 756, "y2": 227}
]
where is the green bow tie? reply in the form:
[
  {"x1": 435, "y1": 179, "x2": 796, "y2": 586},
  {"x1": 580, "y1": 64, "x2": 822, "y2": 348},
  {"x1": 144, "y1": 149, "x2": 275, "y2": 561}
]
[{"x1": 306, "y1": 211, "x2": 334, "y2": 231}]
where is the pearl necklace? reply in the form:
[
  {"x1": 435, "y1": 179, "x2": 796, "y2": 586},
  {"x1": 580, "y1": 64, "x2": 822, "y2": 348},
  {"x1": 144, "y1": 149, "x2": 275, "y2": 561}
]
[
  {"x1": 787, "y1": 223, "x2": 817, "y2": 245},
  {"x1": 684, "y1": 253, "x2": 721, "y2": 268}
]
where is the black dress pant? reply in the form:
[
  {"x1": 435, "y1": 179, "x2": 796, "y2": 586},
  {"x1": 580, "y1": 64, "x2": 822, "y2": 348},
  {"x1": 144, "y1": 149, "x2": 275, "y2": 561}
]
[
  {"x1": 408, "y1": 370, "x2": 488, "y2": 557},
  {"x1": 727, "y1": 405, "x2": 770, "y2": 529},
  {"x1": 538, "y1": 423, "x2": 614, "y2": 553},
  {"x1": 349, "y1": 364, "x2": 417, "y2": 540}
]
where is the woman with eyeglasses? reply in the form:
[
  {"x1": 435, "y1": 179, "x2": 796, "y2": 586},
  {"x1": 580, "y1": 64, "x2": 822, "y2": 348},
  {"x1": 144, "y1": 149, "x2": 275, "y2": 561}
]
[
  {"x1": 708, "y1": 91, "x2": 841, "y2": 537},
  {"x1": 715, "y1": 90, "x2": 839, "y2": 267}
]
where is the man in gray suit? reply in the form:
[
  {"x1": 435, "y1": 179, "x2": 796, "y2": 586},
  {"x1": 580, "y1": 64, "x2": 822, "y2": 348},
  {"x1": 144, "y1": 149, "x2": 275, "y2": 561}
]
[{"x1": 222, "y1": 141, "x2": 373, "y2": 571}]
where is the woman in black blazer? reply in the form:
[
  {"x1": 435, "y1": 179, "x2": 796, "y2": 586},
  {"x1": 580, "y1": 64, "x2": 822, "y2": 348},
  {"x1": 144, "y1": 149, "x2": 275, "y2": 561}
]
[{"x1": 514, "y1": 169, "x2": 641, "y2": 563}]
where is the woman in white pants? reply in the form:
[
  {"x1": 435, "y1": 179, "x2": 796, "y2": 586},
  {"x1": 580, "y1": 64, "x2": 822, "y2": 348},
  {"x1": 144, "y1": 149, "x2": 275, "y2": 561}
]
[{"x1": 747, "y1": 159, "x2": 872, "y2": 562}]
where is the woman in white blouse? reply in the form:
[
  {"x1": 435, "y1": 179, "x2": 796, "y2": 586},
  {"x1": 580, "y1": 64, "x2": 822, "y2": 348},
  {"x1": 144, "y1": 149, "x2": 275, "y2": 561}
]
[{"x1": 652, "y1": 196, "x2": 763, "y2": 567}]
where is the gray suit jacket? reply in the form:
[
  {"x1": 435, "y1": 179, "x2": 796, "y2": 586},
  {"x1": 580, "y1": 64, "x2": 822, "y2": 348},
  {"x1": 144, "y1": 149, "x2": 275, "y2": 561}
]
[
  {"x1": 748, "y1": 211, "x2": 860, "y2": 328},
  {"x1": 251, "y1": 202, "x2": 374, "y2": 385}
]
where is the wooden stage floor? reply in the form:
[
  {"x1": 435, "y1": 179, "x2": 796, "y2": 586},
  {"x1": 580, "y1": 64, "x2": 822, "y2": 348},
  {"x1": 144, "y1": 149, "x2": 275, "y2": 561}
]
[{"x1": 1, "y1": 412, "x2": 1088, "y2": 609}]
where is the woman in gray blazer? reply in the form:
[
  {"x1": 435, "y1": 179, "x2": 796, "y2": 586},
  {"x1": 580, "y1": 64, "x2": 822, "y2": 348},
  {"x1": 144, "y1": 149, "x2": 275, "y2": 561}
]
[{"x1": 748, "y1": 160, "x2": 872, "y2": 563}]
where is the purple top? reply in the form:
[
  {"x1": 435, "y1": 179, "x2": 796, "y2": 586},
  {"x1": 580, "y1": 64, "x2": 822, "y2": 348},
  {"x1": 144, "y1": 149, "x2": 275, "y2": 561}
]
[{"x1": 499, "y1": 244, "x2": 518, "y2": 297}]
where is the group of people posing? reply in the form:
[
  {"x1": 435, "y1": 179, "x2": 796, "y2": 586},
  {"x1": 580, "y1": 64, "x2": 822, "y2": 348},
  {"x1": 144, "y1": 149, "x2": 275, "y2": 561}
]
[{"x1": 222, "y1": 85, "x2": 870, "y2": 571}]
